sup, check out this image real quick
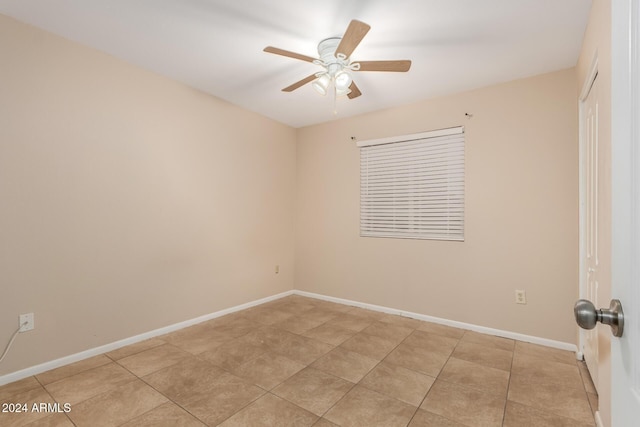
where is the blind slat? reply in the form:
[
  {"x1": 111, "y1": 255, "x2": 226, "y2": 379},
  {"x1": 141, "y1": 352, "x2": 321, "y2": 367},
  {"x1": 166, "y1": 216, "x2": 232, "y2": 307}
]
[{"x1": 360, "y1": 128, "x2": 465, "y2": 241}]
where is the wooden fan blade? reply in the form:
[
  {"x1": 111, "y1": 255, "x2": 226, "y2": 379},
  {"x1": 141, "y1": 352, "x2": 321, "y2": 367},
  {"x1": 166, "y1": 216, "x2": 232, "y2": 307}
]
[
  {"x1": 336, "y1": 20, "x2": 371, "y2": 58},
  {"x1": 356, "y1": 60, "x2": 412, "y2": 72},
  {"x1": 282, "y1": 74, "x2": 318, "y2": 92},
  {"x1": 347, "y1": 81, "x2": 362, "y2": 99},
  {"x1": 264, "y1": 46, "x2": 317, "y2": 63}
]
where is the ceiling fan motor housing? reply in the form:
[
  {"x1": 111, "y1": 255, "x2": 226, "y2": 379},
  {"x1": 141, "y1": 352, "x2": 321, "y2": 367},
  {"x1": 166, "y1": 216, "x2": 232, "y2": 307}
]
[{"x1": 317, "y1": 37, "x2": 349, "y2": 77}]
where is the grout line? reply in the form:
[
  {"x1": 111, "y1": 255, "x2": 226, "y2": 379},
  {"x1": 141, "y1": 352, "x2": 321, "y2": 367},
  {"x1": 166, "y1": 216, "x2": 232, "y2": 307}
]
[
  {"x1": 135, "y1": 370, "x2": 214, "y2": 426},
  {"x1": 113, "y1": 401, "x2": 166, "y2": 427},
  {"x1": 37, "y1": 377, "x2": 79, "y2": 427}
]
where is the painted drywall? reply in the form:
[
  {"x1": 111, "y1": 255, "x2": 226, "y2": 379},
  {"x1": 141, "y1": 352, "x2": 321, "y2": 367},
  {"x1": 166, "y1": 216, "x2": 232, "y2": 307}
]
[
  {"x1": 576, "y1": 0, "x2": 612, "y2": 425},
  {"x1": 296, "y1": 68, "x2": 579, "y2": 344},
  {"x1": 0, "y1": 14, "x2": 296, "y2": 376}
]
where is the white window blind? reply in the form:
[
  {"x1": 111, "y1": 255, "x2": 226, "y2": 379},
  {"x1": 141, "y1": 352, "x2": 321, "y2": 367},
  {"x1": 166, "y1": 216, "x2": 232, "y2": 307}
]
[{"x1": 358, "y1": 126, "x2": 465, "y2": 241}]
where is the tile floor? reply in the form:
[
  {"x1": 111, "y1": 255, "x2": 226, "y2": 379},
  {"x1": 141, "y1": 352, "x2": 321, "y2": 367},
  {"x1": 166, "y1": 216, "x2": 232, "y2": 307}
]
[{"x1": 0, "y1": 295, "x2": 598, "y2": 426}]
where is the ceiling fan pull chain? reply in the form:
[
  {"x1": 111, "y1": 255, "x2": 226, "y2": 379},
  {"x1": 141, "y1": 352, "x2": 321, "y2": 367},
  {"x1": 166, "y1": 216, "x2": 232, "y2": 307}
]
[{"x1": 333, "y1": 85, "x2": 338, "y2": 115}]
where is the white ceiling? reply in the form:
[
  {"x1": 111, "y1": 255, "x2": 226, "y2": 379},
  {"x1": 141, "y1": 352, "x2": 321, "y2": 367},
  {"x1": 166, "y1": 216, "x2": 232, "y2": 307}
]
[{"x1": 0, "y1": 0, "x2": 592, "y2": 128}]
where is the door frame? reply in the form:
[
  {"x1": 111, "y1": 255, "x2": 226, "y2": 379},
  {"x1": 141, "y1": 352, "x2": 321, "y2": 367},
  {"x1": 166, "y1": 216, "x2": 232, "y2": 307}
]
[{"x1": 578, "y1": 53, "x2": 599, "y2": 362}]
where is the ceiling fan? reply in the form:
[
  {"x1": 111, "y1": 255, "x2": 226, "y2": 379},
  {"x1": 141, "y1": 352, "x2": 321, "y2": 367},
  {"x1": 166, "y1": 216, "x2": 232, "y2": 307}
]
[{"x1": 264, "y1": 20, "x2": 411, "y2": 100}]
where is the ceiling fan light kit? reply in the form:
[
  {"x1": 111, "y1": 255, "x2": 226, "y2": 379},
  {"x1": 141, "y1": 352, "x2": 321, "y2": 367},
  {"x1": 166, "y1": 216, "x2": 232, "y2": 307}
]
[
  {"x1": 334, "y1": 71, "x2": 352, "y2": 91},
  {"x1": 311, "y1": 73, "x2": 331, "y2": 95},
  {"x1": 264, "y1": 20, "x2": 411, "y2": 101}
]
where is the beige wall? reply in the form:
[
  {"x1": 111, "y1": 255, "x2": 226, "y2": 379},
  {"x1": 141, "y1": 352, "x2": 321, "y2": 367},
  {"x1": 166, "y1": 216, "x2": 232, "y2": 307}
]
[
  {"x1": 0, "y1": 15, "x2": 296, "y2": 376},
  {"x1": 296, "y1": 68, "x2": 579, "y2": 344},
  {"x1": 576, "y1": 0, "x2": 612, "y2": 425},
  {"x1": 0, "y1": 8, "x2": 589, "y2": 383}
]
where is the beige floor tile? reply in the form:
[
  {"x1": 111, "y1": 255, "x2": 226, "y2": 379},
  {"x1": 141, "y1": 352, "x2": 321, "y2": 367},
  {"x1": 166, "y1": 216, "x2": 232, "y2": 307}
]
[
  {"x1": 0, "y1": 387, "x2": 56, "y2": 427},
  {"x1": 379, "y1": 313, "x2": 425, "y2": 329},
  {"x1": 314, "y1": 418, "x2": 339, "y2": 427},
  {"x1": 417, "y1": 322, "x2": 465, "y2": 340},
  {"x1": 339, "y1": 332, "x2": 400, "y2": 360},
  {"x1": 311, "y1": 347, "x2": 378, "y2": 383},
  {"x1": 176, "y1": 375, "x2": 265, "y2": 426},
  {"x1": 206, "y1": 316, "x2": 262, "y2": 339},
  {"x1": 143, "y1": 357, "x2": 227, "y2": 403},
  {"x1": 438, "y1": 358, "x2": 510, "y2": 398},
  {"x1": 0, "y1": 377, "x2": 41, "y2": 401},
  {"x1": 242, "y1": 326, "x2": 296, "y2": 350},
  {"x1": 511, "y1": 352, "x2": 584, "y2": 390},
  {"x1": 231, "y1": 351, "x2": 305, "y2": 390},
  {"x1": 162, "y1": 323, "x2": 232, "y2": 355},
  {"x1": 361, "y1": 321, "x2": 413, "y2": 343},
  {"x1": 117, "y1": 343, "x2": 190, "y2": 377},
  {"x1": 302, "y1": 308, "x2": 341, "y2": 324},
  {"x1": 514, "y1": 341, "x2": 577, "y2": 365},
  {"x1": 421, "y1": 380, "x2": 506, "y2": 427},
  {"x1": 198, "y1": 336, "x2": 268, "y2": 371},
  {"x1": 451, "y1": 340, "x2": 513, "y2": 371},
  {"x1": 403, "y1": 330, "x2": 459, "y2": 356},
  {"x1": 219, "y1": 393, "x2": 318, "y2": 426},
  {"x1": 35, "y1": 355, "x2": 111, "y2": 385},
  {"x1": 503, "y1": 401, "x2": 591, "y2": 427},
  {"x1": 385, "y1": 342, "x2": 450, "y2": 377},
  {"x1": 44, "y1": 363, "x2": 135, "y2": 405},
  {"x1": 325, "y1": 313, "x2": 374, "y2": 332},
  {"x1": 269, "y1": 333, "x2": 334, "y2": 365},
  {"x1": 145, "y1": 358, "x2": 264, "y2": 425},
  {"x1": 324, "y1": 385, "x2": 416, "y2": 427},
  {"x1": 360, "y1": 361, "x2": 434, "y2": 406},
  {"x1": 24, "y1": 413, "x2": 75, "y2": 427},
  {"x1": 460, "y1": 331, "x2": 515, "y2": 351},
  {"x1": 272, "y1": 367, "x2": 353, "y2": 416},
  {"x1": 303, "y1": 323, "x2": 356, "y2": 346},
  {"x1": 241, "y1": 306, "x2": 295, "y2": 325},
  {"x1": 143, "y1": 357, "x2": 226, "y2": 405},
  {"x1": 67, "y1": 379, "x2": 166, "y2": 427},
  {"x1": 273, "y1": 299, "x2": 317, "y2": 316},
  {"x1": 507, "y1": 372, "x2": 594, "y2": 424},
  {"x1": 345, "y1": 307, "x2": 385, "y2": 321},
  {"x1": 272, "y1": 315, "x2": 325, "y2": 335},
  {"x1": 408, "y1": 409, "x2": 466, "y2": 427},
  {"x1": 120, "y1": 402, "x2": 205, "y2": 427},
  {"x1": 105, "y1": 338, "x2": 165, "y2": 361}
]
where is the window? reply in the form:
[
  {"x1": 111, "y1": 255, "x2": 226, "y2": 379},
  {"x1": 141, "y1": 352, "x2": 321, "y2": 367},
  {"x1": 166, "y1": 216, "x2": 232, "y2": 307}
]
[{"x1": 358, "y1": 126, "x2": 465, "y2": 241}]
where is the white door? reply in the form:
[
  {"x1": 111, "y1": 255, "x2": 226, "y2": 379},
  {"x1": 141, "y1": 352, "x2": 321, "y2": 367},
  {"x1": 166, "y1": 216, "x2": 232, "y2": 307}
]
[
  {"x1": 611, "y1": 0, "x2": 640, "y2": 424},
  {"x1": 583, "y1": 73, "x2": 601, "y2": 390}
]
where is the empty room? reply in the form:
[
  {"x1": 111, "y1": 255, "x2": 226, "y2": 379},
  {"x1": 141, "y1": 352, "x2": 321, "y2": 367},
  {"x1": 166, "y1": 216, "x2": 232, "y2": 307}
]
[{"x1": 1, "y1": 0, "x2": 639, "y2": 426}]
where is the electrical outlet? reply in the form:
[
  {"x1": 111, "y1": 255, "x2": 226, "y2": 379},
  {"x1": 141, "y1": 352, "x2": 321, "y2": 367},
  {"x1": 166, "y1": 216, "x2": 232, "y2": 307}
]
[
  {"x1": 19, "y1": 313, "x2": 35, "y2": 332},
  {"x1": 275, "y1": 265, "x2": 279, "y2": 274},
  {"x1": 515, "y1": 290, "x2": 527, "y2": 305}
]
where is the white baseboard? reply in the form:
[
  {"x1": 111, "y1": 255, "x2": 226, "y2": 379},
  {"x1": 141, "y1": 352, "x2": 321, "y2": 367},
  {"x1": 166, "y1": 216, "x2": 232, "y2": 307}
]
[
  {"x1": 0, "y1": 290, "x2": 294, "y2": 386},
  {"x1": 1, "y1": 288, "x2": 579, "y2": 387},
  {"x1": 293, "y1": 290, "x2": 578, "y2": 353}
]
